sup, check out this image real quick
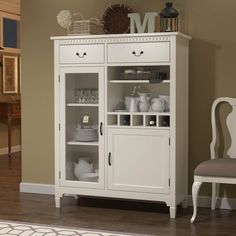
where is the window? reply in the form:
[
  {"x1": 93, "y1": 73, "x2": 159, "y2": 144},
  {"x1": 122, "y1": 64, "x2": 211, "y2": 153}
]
[{"x1": 0, "y1": 12, "x2": 20, "y2": 53}]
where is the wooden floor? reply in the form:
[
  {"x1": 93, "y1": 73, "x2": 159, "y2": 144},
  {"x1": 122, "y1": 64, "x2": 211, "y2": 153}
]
[{"x1": 0, "y1": 153, "x2": 236, "y2": 235}]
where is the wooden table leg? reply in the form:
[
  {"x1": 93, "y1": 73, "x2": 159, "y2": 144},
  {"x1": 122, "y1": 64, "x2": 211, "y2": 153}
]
[{"x1": 8, "y1": 116, "x2": 12, "y2": 167}]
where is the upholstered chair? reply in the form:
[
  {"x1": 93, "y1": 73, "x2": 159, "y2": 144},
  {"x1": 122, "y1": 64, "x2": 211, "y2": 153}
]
[{"x1": 191, "y1": 97, "x2": 236, "y2": 223}]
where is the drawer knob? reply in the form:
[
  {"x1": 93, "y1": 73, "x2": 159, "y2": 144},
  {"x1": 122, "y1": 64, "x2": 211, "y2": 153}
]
[
  {"x1": 76, "y1": 52, "x2": 87, "y2": 58},
  {"x1": 132, "y1": 51, "x2": 144, "y2": 57}
]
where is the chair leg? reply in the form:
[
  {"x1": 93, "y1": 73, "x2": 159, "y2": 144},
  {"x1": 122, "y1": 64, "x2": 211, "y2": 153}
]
[
  {"x1": 191, "y1": 181, "x2": 202, "y2": 223},
  {"x1": 211, "y1": 183, "x2": 219, "y2": 210}
]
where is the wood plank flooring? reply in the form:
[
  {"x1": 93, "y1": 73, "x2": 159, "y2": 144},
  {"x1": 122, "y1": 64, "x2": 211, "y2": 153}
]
[{"x1": 0, "y1": 153, "x2": 236, "y2": 235}]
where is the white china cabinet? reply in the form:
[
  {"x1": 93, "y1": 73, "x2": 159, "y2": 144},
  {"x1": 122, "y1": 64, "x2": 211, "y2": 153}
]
[{"x1": 51, "y1": 32, "x2": 191, "y2": 218}]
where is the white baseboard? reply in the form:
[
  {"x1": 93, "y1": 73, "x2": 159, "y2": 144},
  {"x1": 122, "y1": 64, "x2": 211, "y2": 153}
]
[
  {"x1": 19, "y1": 183, "x2": 236, "y2": 210},
  {"x1": 188, "y1": 195, "x2": 236, "y2": 210},
  {"x1": 0, "y1": 145, "x2": 21, "y2": 156},
  {"x1": 20, "y1": 182, "x2": 55, "y2": 195}
]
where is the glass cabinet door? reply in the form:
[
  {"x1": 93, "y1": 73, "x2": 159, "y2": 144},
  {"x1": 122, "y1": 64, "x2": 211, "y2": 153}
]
[{"x1": 59, "y1": 67, "x2": 104, "y2": 189}]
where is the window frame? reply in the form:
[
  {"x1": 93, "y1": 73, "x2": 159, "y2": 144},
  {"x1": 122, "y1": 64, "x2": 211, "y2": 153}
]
[{"x1": 0, "y1": 11, "x2": 21, "y2": 54}]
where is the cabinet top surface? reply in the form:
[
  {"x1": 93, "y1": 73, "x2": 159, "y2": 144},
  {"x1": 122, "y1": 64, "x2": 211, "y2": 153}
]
[{"x1": 51, "y1": 32, "x2": 191, "y2": 41}]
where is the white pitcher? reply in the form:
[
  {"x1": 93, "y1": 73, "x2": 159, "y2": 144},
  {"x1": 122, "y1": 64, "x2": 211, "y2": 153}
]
[
  {"x1": 125, "y1": 96, "x2": 131, "y2": 111},
  {"x1": 159, "y1": 95, "x2": 170, "y2": 112},
  {"x1": 138, "y1": 93, "x2": 151, "y2": 112},
  {"x1": 149, "y1": 98, "x2": 166, "y2": 112},
  {"x1": 129, "y1": 97, "x2": 139, "y2": 112}
]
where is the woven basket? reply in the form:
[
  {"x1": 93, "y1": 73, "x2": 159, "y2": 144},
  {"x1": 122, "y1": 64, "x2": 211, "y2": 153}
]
[{"x1": 68, "y1": 13, "x2": 104, "y2": 35}]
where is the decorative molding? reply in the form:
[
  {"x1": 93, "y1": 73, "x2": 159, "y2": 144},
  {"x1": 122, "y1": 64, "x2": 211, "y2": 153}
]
[
  {"x1": 51, "y1": 32, "x2": 191, "y2": 42},
  {"x1": 0, "y1": 145, "x2": 21, "y2": 156},
  {"x1": 59, "y1": 36, "x2": 170, "y2": 45},
  {"x1": 20, "y1": 183, "x2": 55, "y2": 195}
]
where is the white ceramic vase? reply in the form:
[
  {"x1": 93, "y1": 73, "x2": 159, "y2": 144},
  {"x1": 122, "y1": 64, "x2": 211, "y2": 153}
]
[
  {"x1": 150, "y1": 98, "x2": 165, "y2": 112},
  {"x1": 74, "y1": 158, "x2": 93, "y2": 180}
]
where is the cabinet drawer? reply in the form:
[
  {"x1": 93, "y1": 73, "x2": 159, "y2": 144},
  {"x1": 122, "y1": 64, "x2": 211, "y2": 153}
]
[
  {"x1": 107, "y1": 42, "x2": 170, "y2": 63},
  {"x1": 60, "y1": 44, "x2": 104, "y2": 64}
]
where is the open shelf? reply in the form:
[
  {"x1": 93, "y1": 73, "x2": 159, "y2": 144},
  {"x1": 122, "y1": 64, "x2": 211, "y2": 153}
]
[
  {"x1": 67, "y1": 140, "x2": 99, "y2": 146},
  {"x1": 67, "y1": 103, "x2": 99, "y2": 107},
  {"x1": 107, "y1": 112, "x2": 170, "y2": 128},
  {"x1": 109, "y1": 80, "x2": 170, "y2": 84},
  {"x1": 107, "y1": 112, "x2": 170, "y2": 115}
]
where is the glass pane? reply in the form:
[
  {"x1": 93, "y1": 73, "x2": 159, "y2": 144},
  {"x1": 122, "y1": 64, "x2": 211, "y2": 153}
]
[
  {"x1": 65, "y1": 72, "x2": 100, "y2": 183},
  {"x1": 3, "y1": 18, "x2": 20, "y2": 49}
]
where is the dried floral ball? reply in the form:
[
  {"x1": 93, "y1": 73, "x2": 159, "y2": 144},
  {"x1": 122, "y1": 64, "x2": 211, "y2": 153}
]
[{"x1": 57, "y1": 10, "x2": 72, "y2": 29}]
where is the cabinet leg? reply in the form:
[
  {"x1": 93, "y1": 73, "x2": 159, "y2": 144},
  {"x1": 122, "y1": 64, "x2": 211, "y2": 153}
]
[
  {"x1": 55, "y1": 196, "x2": 61, "y2": 208},
  {"x1": 169, "y1": 206, "x2": 177, "y2": 218},
  {"x1": 181, "y1": 198, "x2": 188, "y2": 208}
]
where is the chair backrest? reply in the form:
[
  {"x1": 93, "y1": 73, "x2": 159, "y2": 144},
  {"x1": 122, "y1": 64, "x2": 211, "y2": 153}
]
[{"x1": 210, "y1": 97, "x2": 236, "y2": 159}]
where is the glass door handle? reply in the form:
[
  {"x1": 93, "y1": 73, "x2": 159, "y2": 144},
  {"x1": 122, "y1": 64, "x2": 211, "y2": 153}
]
[{"x1": 100, "y1": 122, "x2": 103, "y2": 136}]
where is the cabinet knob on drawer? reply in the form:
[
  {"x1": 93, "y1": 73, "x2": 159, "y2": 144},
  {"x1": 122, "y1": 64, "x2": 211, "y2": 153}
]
[
  {"x1": 76, "y1": 52, "x2": 87, "y2": 58},
  {"x1": 132, "y1": 51, "x2": 144, "y2": 57}
]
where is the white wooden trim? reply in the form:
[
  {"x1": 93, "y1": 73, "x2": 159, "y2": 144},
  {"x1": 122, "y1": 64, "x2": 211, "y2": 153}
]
[
  {"x1": 0, "y1": 145, "x2": 21, "y2": 156},
  {"x1": 20, "y1": 183, "x2": 55, "y2": 195},
  {"x1": 51, "y1": 32, "x2": 192, "y2": 41}
]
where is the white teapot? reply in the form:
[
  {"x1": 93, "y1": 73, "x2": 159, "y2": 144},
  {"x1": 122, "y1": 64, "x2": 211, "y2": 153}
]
[
  {"x1": 149, "y1": 98, "x2": 166, "y2": 112},
  {"x1": 74, "y1": 157, "x2": 93, "y2": 180}
]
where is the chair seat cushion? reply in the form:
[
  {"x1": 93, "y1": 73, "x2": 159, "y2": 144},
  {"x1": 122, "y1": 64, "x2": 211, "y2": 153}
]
[{"x1": 194, "y1": 158, "x2": 236, "y2": 178}]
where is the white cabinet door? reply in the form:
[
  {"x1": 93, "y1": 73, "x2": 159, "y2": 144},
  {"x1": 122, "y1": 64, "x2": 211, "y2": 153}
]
[
  {"x1": 59, "y1": 67, "x2": 105, "y2": 189},
  {"x1": 108, "y1": 128, "x2": 170, "y2": 194}
]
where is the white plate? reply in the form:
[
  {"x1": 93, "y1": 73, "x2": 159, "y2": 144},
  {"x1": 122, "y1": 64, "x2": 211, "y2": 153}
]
[{"x1": 79, "y1": 173, "x2": 99, "y2": 182}]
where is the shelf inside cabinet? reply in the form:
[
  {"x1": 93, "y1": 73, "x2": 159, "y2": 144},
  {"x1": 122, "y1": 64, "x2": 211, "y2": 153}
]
[
  {"x1": 109, "y1": 80, "x2": 170, "y2": 84},
  {"x1": 107, "y1": 112, "x2": 170, "y2": 115},
  {"x1": 107, "y1": 112, "x2": 170, "y2": 128},
  {"x1": 67, "y1": 103, "x2": 99, "y2": 107},
  {"x1": 67, "y1": 140, "x2": 99, "y2": 146}
]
